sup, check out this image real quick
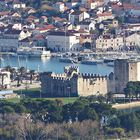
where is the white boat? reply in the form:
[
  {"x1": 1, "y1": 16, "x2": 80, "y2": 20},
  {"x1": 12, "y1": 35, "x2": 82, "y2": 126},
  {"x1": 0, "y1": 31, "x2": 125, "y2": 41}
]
[
  {"x1": 17, "y1": 46, "x2": 51, "y2": 58},
  {"x1": 59, "y1": 57, "x2": 78, "y2": 63},
  {"x1": 95, "y1": 59, "x2": 104, "y2": 64},
  {"x1": 59, "y1": 57, "x2": 72, "y2": 63},
  {"x1": 81, "y1": 59, "x2": 97, "y2": 65},
  {"x1": 29, "y1": 47, "x2": 51, "y2": 58}
]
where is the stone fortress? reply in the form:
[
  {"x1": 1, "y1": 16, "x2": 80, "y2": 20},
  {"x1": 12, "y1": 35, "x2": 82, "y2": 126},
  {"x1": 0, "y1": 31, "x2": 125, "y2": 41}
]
[
  {"x1": 40, "y1": 59, "x2": 140, "y2": 97},
  {"x1": 114, "y1": 59, "x2": 140, "y2": 93}
]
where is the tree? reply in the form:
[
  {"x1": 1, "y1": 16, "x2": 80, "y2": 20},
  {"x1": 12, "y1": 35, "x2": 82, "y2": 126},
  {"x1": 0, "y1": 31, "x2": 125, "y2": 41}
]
[
  {"x1": 119, "y1": 112, "x2": 140, "y2": 132},
  {"x1": 124, "y1": 82, "x2": 137, "y2": 101},
  {"x1": 109, "y1": 117, "x2": 121, "y2": 128},
  {"x1": 29, "y1": 70, "x2": 35, "y2": 84},
  {"x1": 14, "y1": 104, "x2": 27, "y2": 113},
  {"x1": 18, "y1": 67, "x2": 26, "y2": 84},
  {"x1": 1, "y1": 106, "x2": 15, "y2": 114},
  {"x1": 16, "y1": 119, "x2": 47, "y2": 140},
  {"x1": 79, "y1": 106, "x2": 98, "y2": 121}
]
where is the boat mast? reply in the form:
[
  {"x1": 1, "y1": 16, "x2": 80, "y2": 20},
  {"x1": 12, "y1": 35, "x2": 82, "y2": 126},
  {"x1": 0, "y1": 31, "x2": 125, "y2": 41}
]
[{"x1": 18, "y1": 55, "x2": 21, "y2": 68}]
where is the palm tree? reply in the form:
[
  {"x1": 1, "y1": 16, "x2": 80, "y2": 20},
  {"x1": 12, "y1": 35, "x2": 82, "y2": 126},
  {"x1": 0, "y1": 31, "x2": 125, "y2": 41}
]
[
  {"x1": 29, "y1": 70, "x2": 35, "y2": 84},
  {"x1": 9, "y1": 68, "x2": 16, "y2": 80},
  {"x1": 18, "y1": 67, "x2": 26, "y2": 83}
]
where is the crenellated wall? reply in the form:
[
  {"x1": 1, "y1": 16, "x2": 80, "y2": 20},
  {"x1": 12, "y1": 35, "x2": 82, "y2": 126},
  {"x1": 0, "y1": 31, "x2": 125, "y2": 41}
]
[
  {"x1": 40, "y1": 70, "x2": 112, "y2": 97},
  {"x1": 78, "y1": 74, "x2": 108, "y2": 96}
]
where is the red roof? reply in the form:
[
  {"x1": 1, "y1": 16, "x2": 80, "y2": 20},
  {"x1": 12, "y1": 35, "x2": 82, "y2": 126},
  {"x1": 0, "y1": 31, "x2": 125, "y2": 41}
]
[
  {"x1": 97, "y1": 12, "x2": 112, "y2": 17},
  {"x1": 38, "y1": 25, "x2": 55, "y2": 31}
]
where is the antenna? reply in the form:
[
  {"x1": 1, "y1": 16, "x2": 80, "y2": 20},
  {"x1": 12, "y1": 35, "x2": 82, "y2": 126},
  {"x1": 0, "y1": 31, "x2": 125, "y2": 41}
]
[{"x1": 18, "y1": 55, "x2": 21, "y2": 68}]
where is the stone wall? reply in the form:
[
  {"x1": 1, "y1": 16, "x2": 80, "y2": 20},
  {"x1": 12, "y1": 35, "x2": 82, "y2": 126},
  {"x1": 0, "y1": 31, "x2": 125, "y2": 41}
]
[
  {"x1": 40, "y1": 71, "x2": 110, "y2": 97},
  {"x1": 40, "y1": 72, "x2": 78, "y2": 97},
  {"x1": 77, "y1": 74, "x2": 108, "y2": 96}
]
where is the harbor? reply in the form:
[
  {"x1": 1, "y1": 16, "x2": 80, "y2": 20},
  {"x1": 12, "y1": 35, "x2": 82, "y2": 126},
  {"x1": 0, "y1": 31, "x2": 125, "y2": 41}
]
[
  {"x1": 1, "y1": 51, "x2": 140, "y2": 75},
  {"x1": 0, "y1": 55, "x2": 113, "y2": 75}
]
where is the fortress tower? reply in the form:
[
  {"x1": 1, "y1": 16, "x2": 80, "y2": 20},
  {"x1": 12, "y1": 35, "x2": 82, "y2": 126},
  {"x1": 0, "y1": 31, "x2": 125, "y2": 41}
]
[{"x1": 114, "y1": 59, "x2": 140, "y2": 93}]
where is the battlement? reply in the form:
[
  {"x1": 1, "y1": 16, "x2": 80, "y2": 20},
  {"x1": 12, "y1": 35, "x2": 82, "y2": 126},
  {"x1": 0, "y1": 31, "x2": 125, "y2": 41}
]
[
  {"x1": 81, "y1": 73, "x2": 107, "y2": 80},
  {"x1": 44, "y1": 71, "x2": 108, "y2": 81}
]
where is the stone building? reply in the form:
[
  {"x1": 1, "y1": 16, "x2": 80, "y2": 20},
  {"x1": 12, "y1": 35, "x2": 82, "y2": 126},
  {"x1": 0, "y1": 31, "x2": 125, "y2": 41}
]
[
  {"x1": 40, "y1": 66, "x2": 114, "y2": 97},
  {"x1": 40, "y1": 59, "x2": 140, "y2": 96},
  {"x1": 114, "y1": 59, "x2": 140, "y2": 93}
]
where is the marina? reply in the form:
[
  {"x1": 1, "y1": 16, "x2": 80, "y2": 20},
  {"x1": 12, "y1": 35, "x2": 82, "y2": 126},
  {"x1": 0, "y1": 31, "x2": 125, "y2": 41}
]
[
  {"x1": 0, "y1": 56, "x2": 113, "y2": 75},
  {"x1": 0, "y1": 51, "x2": 140, "y2": 74}
]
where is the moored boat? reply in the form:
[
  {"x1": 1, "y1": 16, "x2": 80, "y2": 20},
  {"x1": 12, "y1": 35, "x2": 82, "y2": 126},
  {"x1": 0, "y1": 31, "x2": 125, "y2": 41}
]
[{"x1": 17, "y1": 46, "x2": 51, "y2": 58}]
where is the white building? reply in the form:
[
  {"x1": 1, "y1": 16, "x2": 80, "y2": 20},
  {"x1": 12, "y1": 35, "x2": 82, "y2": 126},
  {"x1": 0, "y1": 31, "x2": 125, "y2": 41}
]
[
  {"x1": 53, "y1": 2, "x2": 65, "y2": 13},
  {"x1": 0, "y1": 71, "x2": 11, "y2": 89},
  {"x1": 96, "y1": 32, "x2": 140, "y2": 50},
  {"x1": 79, "y1": 20, "x2": 95, "y2": 31},
  {"x1": 69, "y1": 11, "x2": 90, "y2": 25},
  {"x1": 12, "y1": 0, "x2": 26, "y2": 9},
  {"x1": 66, "y1": 2, "x2": 78, "y2": 8},
  {"x1": 47, "y1": 31, "x2": 81, "y2": 52},
  {"x1": 19, "y1": 29, "x2": 32, "y2": 41},
  {"x1": 0, "y1": 29, "x2": 20, "y2": 52},
  {"x1": 125, "y1": 33, "x2": 140, "y2": 47}
]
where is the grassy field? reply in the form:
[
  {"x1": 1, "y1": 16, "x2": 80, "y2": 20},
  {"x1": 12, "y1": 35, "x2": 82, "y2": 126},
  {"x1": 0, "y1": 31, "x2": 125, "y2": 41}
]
[
  {"x1": 4, "y1": 97, "x2": 77, "y2": 104},
  {"x1": 6, "y1": 98, "x2": 21, "y2": 103},
  {"x1": 5, "y1": 88, "x2": 77, "y2": 104}
]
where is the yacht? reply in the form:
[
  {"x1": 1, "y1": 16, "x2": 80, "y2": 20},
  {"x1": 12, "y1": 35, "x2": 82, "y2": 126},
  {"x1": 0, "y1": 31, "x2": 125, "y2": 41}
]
[
  {"x1": 59, "y1": 57, "x2": 78, "y2": 63},
  {"x1": 29, "y1": 47, "x2": 51, "y2": 58},
  {"x1": 95, "y1": 59, "x2": 104, "y2": 64},
  {"x1": 81, "y1": 59, "x2": 97, "y2": 65},
  {"x1": 17, "y1": 46, "x2": 51, "y2": 58}
]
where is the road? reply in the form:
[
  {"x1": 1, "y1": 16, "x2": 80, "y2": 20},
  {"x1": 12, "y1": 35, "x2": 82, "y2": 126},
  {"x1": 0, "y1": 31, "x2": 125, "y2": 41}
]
[{"x1": 113, "y1": 101, "x2": 140, "y2": 110}]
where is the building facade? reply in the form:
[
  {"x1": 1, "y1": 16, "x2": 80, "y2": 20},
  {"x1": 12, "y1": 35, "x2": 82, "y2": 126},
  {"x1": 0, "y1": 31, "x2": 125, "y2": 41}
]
[
  {"x1": 96, "y1": 35, "x2": 124, "y2": 50},
  {"x1": 40, "y1": 59, "x2": 140, "y2": 96},
  {"x1": 47, "y1": 31, "x2": 81, "y2": 52},
  {"x1": 114, "y1": 59, "x2": 140, "y2": 93},
  {"x1": 40, "y1": 66, "x2": 114, "y2": 97},
  {"x1": 0, "y1": 71, "x2": 11, "y2": 89}
]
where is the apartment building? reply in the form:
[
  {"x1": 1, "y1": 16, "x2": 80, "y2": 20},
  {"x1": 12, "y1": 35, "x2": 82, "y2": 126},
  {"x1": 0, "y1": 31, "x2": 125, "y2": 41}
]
[
  {"x1": 47, "y1": 31, "x2": 81, "y2": 52},
  {"x1": 96, "y1": 35, "x2": 124, "y2": 50}
]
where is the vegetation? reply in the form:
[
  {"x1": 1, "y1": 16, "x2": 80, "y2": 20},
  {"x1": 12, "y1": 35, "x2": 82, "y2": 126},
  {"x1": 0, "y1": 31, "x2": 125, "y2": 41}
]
[
  {"x1": 0, "y1": 96, "x2": 140, "y2": 139},
  {"x1": 124, "y1": 81, "x2": 140, "y2": 101}
]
